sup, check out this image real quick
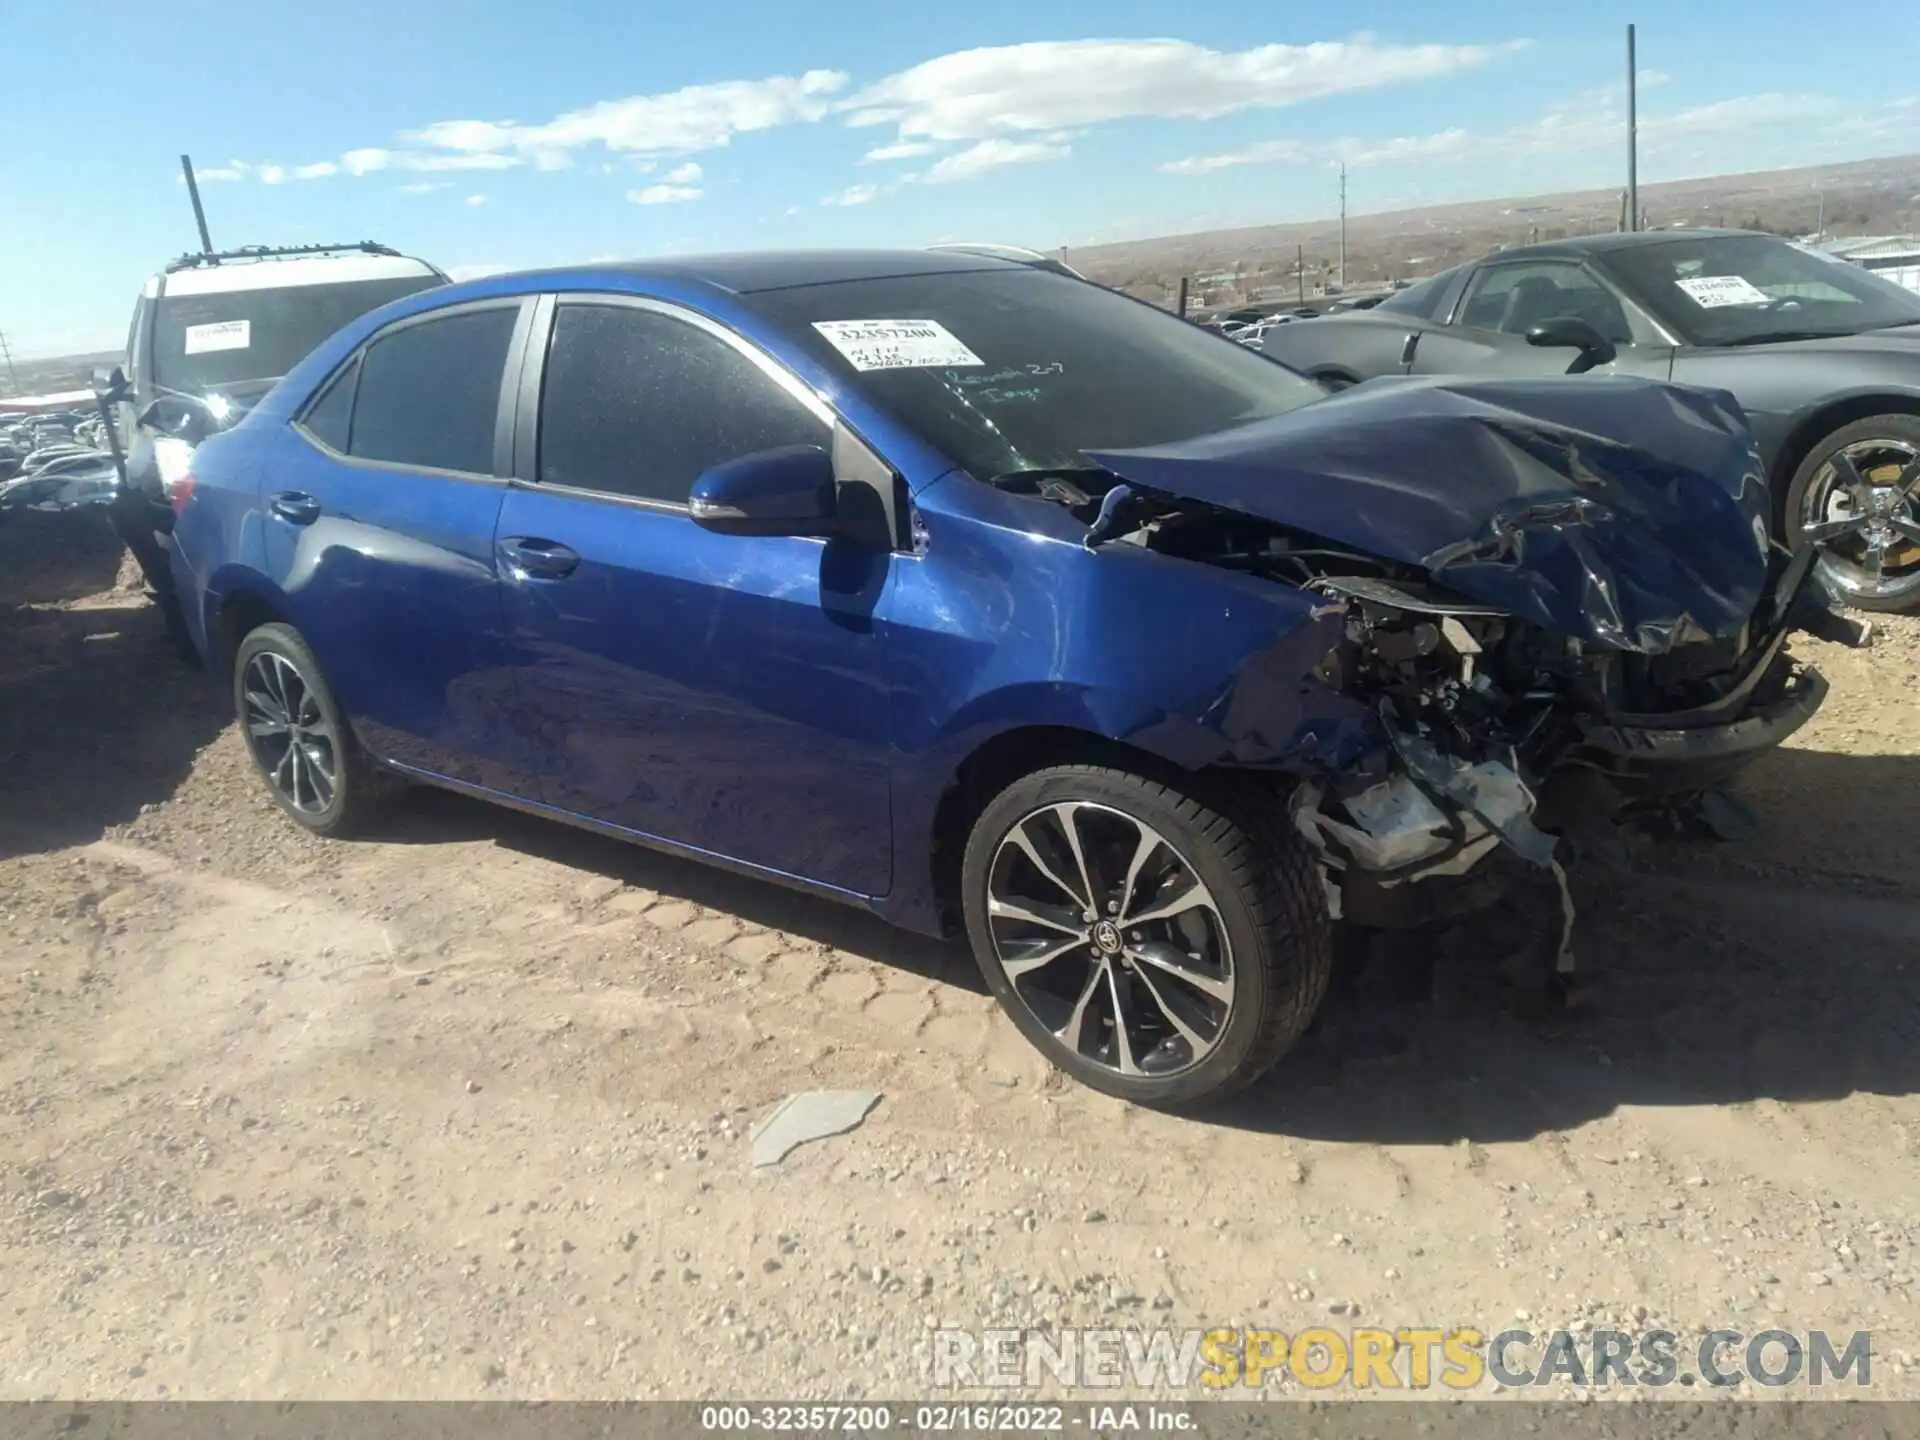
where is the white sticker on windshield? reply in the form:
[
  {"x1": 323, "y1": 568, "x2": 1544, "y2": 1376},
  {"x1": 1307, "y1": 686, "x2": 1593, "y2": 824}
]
[
  {"x1": 182, "y1": 319, "x2": 252, "y2": 355},
  {"x1": 812, "y1": 319, "x2": 983, "y2": 371},
  {"x1": 1674, "y1": 275, "x2": 1771, "y2": 308}
]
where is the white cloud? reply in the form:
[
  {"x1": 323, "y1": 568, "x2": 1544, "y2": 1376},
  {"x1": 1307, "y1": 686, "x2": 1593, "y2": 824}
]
[
  {"x1": 257, "y1": 164, "x2": 287, "y2": 184},
  {"x1": 923, "y1": 137, "x2": 1071, "y2": 183},
  {"x1": 840, "y1": 35, "x2": 1526, "y2": 142},
  {"x1": 861, "y1": 139, "x2": 936, "y2": 162},
  {"x1": 1163, "y1": 89, "x2": 1882, "y2": 176},
  {"x1": 342, "y1": 148, "x2": 392, "y2": 175},
  {"x1": 821, "y1": 182, "x2": 882, "y2": 206},
  {"x1": 403, "y1": 119, "x2": 522, "y2": 152},
  {"x1": 1638, "y1": 68, "x2": 1671, "y2": 89},
  {"x1": 399, "y1": 181, "x2": 452, "y2": 194},
  {"x1": 465, "y1": 193, "x2": 488, "y2": 206},
  {"x1": 401, "y1": 151, "x2": 522, "y2": 172},
  {"x1": 447, "y1": 262, "x2": 511, "y2": 282},
  {"x1": 293, "y1": 161, "x2": 338, "y2": 180},
  {"x1": 663, "y1": 160, "x2": 703, "y2": 183},
  {"x1": 1163, "y1": 128, "x2": 1468, "y2": 174},
  {"x1": 630, "y1": 183, "x2": 703, "y2": 204},
  {"x1": 194, "y1": 160, "x2": 250, "y2": 182}
]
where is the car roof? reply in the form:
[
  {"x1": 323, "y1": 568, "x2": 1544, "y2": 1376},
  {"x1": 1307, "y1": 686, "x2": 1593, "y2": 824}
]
[
  {"x1": 474, "y1": 247, "x2": 1029, "y2": 297},
  {"x1": 1474, "y1": 228, "x2": 1773, "y2": 264},
  {"x1": 150, "y1": 245, "x2": 442, "y2": 298}
]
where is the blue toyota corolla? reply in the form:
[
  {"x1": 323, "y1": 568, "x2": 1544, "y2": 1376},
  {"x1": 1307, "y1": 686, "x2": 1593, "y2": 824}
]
[{"x1": 168, "y1": 248, "x2": 1841, "y2": 1107}]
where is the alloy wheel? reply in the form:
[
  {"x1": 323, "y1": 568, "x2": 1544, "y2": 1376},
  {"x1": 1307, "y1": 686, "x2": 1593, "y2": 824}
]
[
  {"x1": 984, "y1": 802, "x2": 1235, "y2": 1079},
  {"x1": 1801, "y1": 438, "x2": 1920, "y2": 604},
  {"x1": 240, "y1": 650, "x2": 340, "y2": 815}
]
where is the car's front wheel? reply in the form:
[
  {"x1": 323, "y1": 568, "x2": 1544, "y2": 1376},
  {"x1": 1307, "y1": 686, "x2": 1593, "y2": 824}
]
[
  {"x1": 1784, "y1": 414, "x2": 1920, "y2": 614},
  {"x1": 960, "y1": 765, "x2": 1333, "y2": 1109},
  {"x1": 232, "y1": 622, "x2": 386, "y2": 836}
]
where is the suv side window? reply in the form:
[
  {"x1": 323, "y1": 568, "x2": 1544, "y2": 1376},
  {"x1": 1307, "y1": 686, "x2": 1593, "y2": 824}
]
[
  {"x1": 348, "y1": 306, "x2": 518, "y2": 475},
  {"x1": 1456, "y1": 260, "x2": 1633, "y2": 344},
  {"x1": 537, "y1": 302, "x2": 829, "y2": 505},
  {"x1": 300, "y1": 357, "x2": 359, "y2": 453}
]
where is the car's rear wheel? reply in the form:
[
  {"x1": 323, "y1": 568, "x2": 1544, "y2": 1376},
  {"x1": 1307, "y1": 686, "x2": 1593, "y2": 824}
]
[
  {"x1": 1784, "y1": 414, "x2": 1920, "y2": 614},
  {"x1": 232, "y1": 622, "x2": 385, "y2": 836},
  {"x1": 960, "y1": 765, "x2": 1332, "y2": 1109}
]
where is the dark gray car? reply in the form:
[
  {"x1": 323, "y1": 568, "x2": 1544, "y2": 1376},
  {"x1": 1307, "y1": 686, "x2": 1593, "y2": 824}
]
[{"x1": 1257, "y1": 230, "x2": 1920, "y2": 612}]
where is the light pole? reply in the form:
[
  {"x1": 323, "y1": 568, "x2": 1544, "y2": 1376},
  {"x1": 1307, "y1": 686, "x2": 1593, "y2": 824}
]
[
  {"x1": 1338, "y1": 161, "x2": 1347, "y2": 290},
  {"x1": 1626, "y1": 25, "x2": 1639, "y2": 233}
]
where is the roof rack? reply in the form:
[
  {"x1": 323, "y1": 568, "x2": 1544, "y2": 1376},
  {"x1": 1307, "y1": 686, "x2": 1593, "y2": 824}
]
[{"x1": 165, "y1": 241, "x2": 403, "y2": 273}]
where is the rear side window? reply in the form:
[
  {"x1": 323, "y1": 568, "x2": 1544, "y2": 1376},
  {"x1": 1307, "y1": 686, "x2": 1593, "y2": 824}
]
[
  {"x1": 300, "y1": 357, "x2": 358, "y2": 452},
  {"x1": 537, "y1": 303, "x2": 828, "y2": 504},
  {"x1": 349, "y1": 307, "x2": 517, "y2": 474}
]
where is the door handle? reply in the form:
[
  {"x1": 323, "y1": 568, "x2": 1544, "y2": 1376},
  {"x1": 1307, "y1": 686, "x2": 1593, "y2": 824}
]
[
  {"x1": 499, "y1": 536, "x2": 581, "y2": 580},
  {"x1": 269, "y1": 491, "x2": 322, "y2": 525},
  {"x1": 1399, "y1": 331, "x2": 1422, "y2": 367}
]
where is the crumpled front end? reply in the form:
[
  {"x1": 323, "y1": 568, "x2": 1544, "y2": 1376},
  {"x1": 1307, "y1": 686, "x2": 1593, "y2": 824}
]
[{"x1": 1076, "y1": 375, "x2": 1849, "y2": 953}]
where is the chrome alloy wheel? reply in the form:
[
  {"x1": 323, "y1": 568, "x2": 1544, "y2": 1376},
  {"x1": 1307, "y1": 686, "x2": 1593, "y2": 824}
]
[
  {"x1": 240, "y1": 650, "x2": 340, "y2": 815},
  {"x1": 984, "y1": 802, "x2": 1235, "y2": 1078},
  {"x1": 1802, "y1": 438, "x2": 1920, "y2": 605}
]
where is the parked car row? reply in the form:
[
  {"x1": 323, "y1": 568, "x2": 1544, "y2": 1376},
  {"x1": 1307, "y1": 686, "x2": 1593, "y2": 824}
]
[
  {"x1": 0, "y1": 410, "x2": 120, "y2": 516},
  {"x1": 14, "y1": 231, "x2": 1893, "y2": 1106},
  {"x1": 151, "y1": 246, "x2": 1865, "y2": 1107}
]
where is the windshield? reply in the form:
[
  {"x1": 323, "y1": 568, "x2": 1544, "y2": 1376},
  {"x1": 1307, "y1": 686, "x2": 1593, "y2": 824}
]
[
  {"x1": 152, "y1": 274, "x2": 445, "y2": 393},
  {"x1": 1601, "y1": 234, "x2": 1920, "y2": 345},
  {"x1": 745, "y1": 268, "x2": 1329, "y2": 479}
]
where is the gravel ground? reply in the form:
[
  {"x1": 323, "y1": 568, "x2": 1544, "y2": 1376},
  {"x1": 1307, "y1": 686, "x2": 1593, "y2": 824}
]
[{"x1": 2, "y1": 509, "x2": 1918, "y2": 1404}]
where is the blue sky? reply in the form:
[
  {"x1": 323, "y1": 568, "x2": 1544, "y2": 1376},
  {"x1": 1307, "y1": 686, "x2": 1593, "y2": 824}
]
[{"x1": 2, "y1": 0, "x2": 1915, "y2": 356}]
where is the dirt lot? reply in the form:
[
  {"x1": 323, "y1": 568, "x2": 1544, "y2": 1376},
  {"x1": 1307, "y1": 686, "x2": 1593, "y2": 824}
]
[{"x1": 3, "y1": 509, "x2": 1919, "y2": 1404}]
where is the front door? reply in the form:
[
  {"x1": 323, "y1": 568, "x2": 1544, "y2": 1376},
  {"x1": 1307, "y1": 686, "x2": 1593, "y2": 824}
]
[{"x1": 495, "y1": 298, "x2": 894, "y2": 898}]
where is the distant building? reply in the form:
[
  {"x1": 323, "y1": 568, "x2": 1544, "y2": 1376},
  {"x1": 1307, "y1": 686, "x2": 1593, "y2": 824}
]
[{"x1": 1818, "y1": 235, "x2": 1920, "y2": 293}]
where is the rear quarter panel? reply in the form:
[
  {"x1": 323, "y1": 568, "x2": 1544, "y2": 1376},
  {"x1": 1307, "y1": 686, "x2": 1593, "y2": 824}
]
[{"x1": 169, "y1": 422, "x2": 277, "y2": 665}]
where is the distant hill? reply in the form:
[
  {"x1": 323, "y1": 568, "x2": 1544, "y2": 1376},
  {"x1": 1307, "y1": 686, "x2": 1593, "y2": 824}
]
[
  {"x1": 1060, "y1": 153, "x2": 1920, "y2": 311},
  {"x1": 0, "y1": 351, "x2": 122, "y2": 401}
]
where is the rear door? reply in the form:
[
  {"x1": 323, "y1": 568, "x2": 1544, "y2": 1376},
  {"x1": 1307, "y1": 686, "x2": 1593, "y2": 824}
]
[
  {"x1": 265, "y1": 297, "x2": 542, "y2": 795},
  {"x1": 492, "y1": 295, "x2": 895, "y2": 897},
  {"x1": 1410, "y1": 259, "x2": 1674, "y2": 379}
]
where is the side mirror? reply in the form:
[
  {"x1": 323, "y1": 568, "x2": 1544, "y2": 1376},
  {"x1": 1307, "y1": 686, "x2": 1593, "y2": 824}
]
[
  {"x1": 137, "y1": 395, "x2": 215, "y2": 445},
  {"x1": 1525, "y1": 317, "x2": 1618, "y2": 373},
  {"x1": 689, "y1": 445, "x2": 838, "y2": 538}
]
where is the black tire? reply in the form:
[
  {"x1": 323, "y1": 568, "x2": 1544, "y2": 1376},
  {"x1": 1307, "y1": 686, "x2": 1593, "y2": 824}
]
[
  {"x1": 1311, "y1": 369, "x2": 1359, "y2": 393},
  {"x1": 960, "y1": 765, "x2": 1333, "y2": 1109},
  {"x1": 231, "y1": 622, "x2": 387, "y2": 837},
  {"x1": 1782, "y1": 413, "x2": 1920, "y2": 614}
]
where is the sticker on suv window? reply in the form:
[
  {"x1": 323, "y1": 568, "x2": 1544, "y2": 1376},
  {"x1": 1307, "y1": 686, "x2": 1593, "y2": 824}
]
[
  {"x1": 182, "y1": 319, "x2": 252, "y2": 355},
  {"x1": 812, "y1": 319, "x2": 983, "y2": 371},
  {"x1": 1674, "y1": 275, "x2": 1770, "y2": 308}
]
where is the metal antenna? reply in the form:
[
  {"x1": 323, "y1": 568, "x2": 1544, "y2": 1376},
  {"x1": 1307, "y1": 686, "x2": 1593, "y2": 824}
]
[{"x1": 181, "y1": 154, "x2": 215, "y2": 254}]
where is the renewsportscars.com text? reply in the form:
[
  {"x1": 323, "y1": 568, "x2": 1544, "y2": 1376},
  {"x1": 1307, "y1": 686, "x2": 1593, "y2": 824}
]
[{"x1": 930, "y1": 1326, "x2": 1874, "y2": 1390}]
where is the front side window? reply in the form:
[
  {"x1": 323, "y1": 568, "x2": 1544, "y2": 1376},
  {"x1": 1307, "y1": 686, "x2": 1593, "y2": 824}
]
[
  {"x1": 348, "y1": 307, "x2": 518, "y2": 475},
  {"x1": 745, "y1": 268, "x2": 1328, "y2": 482},
  {"x1": 1456, "y1": 261, "x2": 1633, "y2": 343},
  {"x1": 1601, "y1": 234, "x2": 1920, "y2": 346},
  {"x1": 536, "y1": 303, "x2": 829, "y2": 505}
]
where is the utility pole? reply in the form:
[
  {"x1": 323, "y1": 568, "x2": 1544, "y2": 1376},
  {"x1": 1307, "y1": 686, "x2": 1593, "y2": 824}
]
[
  {"x1": 1338, "y1": 162, "x2": 1347, "y2": 289},
  {"x1": 1175, "y1": 276, "x2": 1189, "y2": 318},
  {"x1": 1296, "y1": 244, "x2": 1305, "y2": 305},
  {"x1": 0, "y1": 328, "x2": 17, "y2": 392},
  {"x1": 1815, "y1": 190, "x2": 1826, "y2": 240},
  {"x1": 1625, "y1": 25, "x2": 1639, "y2": 233},
  {"x1": 181, "y1": 154, "x2": 214, "y2": 254}
]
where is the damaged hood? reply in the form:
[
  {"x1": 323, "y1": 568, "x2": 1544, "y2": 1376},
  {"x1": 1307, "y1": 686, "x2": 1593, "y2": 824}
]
[{"x1": 1086, "y1": 375, "x2": 1773, "y2": 653}]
